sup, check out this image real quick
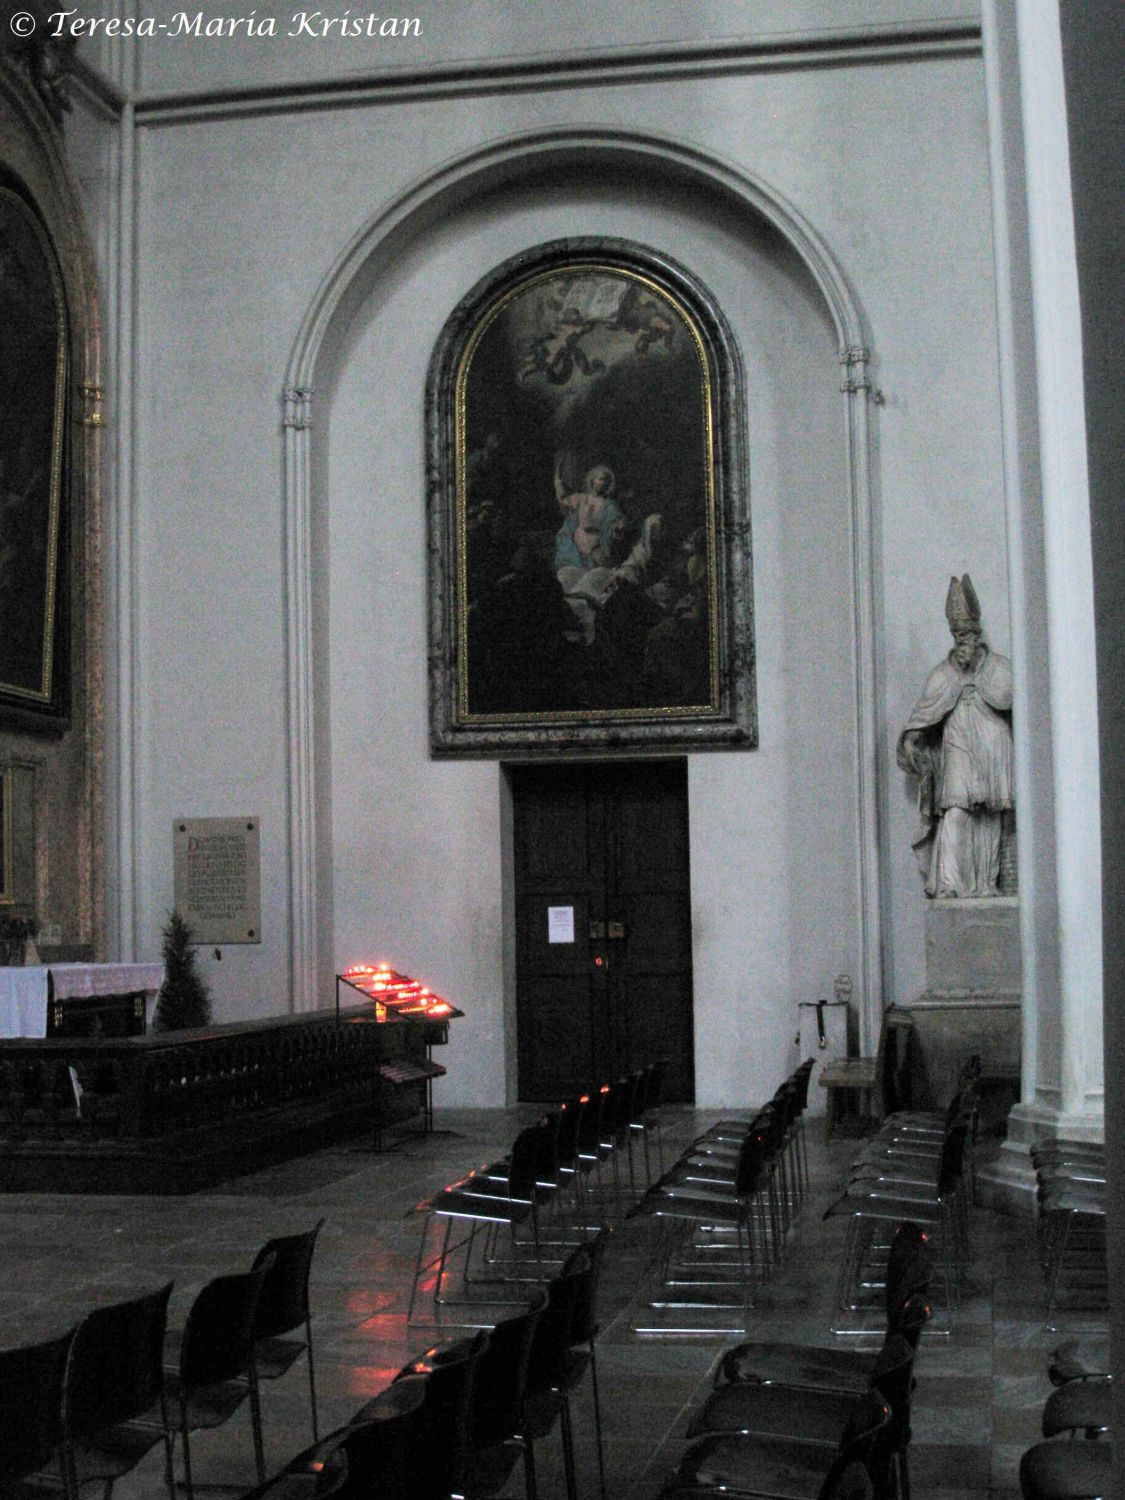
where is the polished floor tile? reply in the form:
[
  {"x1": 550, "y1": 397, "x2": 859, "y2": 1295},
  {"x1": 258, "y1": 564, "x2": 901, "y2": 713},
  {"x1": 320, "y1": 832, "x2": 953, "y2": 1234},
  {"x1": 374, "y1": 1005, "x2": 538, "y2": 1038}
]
[{"x1": 0, "y1": 1107, "x2": 1099, "y2": 1498}]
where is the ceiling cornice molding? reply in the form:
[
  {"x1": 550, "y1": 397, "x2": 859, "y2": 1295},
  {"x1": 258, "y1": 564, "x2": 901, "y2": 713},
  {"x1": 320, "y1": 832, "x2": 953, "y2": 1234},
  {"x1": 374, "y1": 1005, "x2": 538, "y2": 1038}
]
[{"x1": 68, "y1": 18, "x2": 981, "y2": 126}]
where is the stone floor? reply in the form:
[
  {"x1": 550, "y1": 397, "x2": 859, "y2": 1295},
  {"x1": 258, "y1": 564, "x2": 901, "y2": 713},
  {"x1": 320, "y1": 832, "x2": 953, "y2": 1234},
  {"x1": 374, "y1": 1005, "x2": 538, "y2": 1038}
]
[{"x1": 0, "y1": 1108, "x2": 1100, "y2": 1498}]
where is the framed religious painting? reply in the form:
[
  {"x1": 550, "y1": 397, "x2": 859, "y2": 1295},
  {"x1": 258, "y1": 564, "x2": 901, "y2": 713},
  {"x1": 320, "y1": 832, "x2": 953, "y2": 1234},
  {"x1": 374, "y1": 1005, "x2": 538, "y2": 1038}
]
[
  {"x1": 0, "y1": 176, "x2": 69, "y2": 726},
  {"x1": 0, "y1": 766, "x2": 10, "y2": 904},
  {"x1": 427, "y1": 238, "x2": 756, "y2": 757}
]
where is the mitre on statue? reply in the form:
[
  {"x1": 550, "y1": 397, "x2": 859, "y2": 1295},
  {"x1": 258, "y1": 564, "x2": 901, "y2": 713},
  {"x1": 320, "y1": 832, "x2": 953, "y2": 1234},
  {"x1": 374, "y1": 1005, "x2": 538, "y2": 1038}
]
[{"x1": 944, "y1": 573, "x2": 981, "y2": 633}]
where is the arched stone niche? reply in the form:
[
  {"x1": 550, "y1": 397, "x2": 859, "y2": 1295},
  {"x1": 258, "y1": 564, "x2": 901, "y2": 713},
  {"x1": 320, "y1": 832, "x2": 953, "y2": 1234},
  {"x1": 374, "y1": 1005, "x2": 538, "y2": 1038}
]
[
  {"x1": 282, "y1": 129, "x2": 885, "y2": 1082},
  {"x1": 0, "y1": 57, "x2": 104, "y2": 955}
]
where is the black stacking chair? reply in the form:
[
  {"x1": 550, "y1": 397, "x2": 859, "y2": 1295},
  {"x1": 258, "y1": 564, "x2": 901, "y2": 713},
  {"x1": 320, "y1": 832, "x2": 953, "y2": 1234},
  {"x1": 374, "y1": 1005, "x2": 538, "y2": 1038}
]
[
  {"x1": 600, "y1": 1071, "x2": 643, "y2": 1210},
  {"x1": 826, "y1": 1123, "x2": 970, "y2": 1314},
  {"x1": 714, "y1": 1226, "x2": 931, "y2": 1395},
  {"x1": 408, "y1": 1124, "x2": 546, "y2": 1320},
  {"x1": 60, "y1": 1282, "x2": 175, "y2": 1500},
  {"x1": 634, "y1": 1057, "x2": 668, "y2": 1178},
  {"x1": 520, "y1": 1250, "x2": 608, "y2": 1500},
  {"x1": 658, "y1": 1385, "x2": 892, "y2": 1499},
  {"x1": 367, "y1": 1304, "x2": 542, "y2": 1500},
  {"x1": 462, "y1": 1293, "x2": 545, "y2": 1498},
  {"x1": 480, "y1": 1113, "x2": 579, "y2": 1265},
  {"x1": 1048, "y1": 1334, "x2": 1110, "y2": 1386},
  {"x1": 687, "y1": 1101, "x2": 790, "y2": 1269},
  {"x1": 714, "y1": 1286, "x2": 931, "y2": 1406},
  {"x1": 640, "y1": 1124, "x2": 771, "y2": 1330},
  {"x1": 250, "y1": 1218, "x2": 325, "y2": 1446},
  {"x1": 684, "y1": 1324, "x2": 925, "y2": 1500},
  {"x1": 235, "y1": 1376, "x2": 428, "y2": 1500},
  {"x1": 0, "y1": 1326, "x2": 77, "y2": 1498},
  {"x1": 661, "y1": 1450, "x2": 877, "y2": 1500},
  {"x1": 573, "y1": 1084, "x2": 617, "y2": 1214},
  {"x1": 1035, "y1": 1175, "x2": 1107, "y2": 1331},
  {"x1": 1040, "y1": 1374, "x2": 1111, "y2": 1440},
  {"x1": 558, "y1": 1227, "x2": 611, "y2": 1499},
  {"x1": 554, "y1": 1093, "x2": 589, "y2": 1219},
  {"x1": 386, "y1": 1330, "x2": 489, "y2": 1499},
  {"x1": 1018, "y1": 1438, "x2": 1113, "y2": 1500},
  {"x1": 164, "y1": 1258, "x2": 274, "y2": 1500}
]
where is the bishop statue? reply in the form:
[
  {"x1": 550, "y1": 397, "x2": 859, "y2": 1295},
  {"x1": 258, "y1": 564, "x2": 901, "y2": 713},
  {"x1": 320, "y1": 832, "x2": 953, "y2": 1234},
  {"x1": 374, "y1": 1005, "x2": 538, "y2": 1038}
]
[{"x1": 897, "y1": 575, "x2": 1014, "y2": 898}]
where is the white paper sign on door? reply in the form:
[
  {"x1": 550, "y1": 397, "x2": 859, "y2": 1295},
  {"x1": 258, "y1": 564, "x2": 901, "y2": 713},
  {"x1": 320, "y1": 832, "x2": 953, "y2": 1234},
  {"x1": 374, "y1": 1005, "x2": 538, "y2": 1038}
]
[{"x1": 547, "y1": 906, "x2": 575, "y2": 944}]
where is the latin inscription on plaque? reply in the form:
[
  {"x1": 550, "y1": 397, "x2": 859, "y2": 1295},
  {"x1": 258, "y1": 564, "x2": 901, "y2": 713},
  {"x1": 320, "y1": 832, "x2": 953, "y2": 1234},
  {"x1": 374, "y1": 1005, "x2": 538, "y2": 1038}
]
[{"x1": 173, "y1": 817, "x2": 261, "y2": 944}]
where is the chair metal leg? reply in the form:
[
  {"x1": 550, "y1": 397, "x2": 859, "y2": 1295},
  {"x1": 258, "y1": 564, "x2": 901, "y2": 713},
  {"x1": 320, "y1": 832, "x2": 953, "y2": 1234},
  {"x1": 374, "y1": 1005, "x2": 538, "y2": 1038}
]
[
  {"x1": 588, "y1": 1338, "x2": 608, "y2": 1500},
  {"x1": 407, "y1": 1211, "x2": 435, "y2": 1322},
  {"x1": 248, "y1": 1364, "x2": 266, "y2": 1482},
  {"x1": 178, "y1": 1393, "x2": 194, "y2": 1500},
  {"x1": 523, "y1": 1437, "x2": 540, "y2": 1500},
  {"x1": 305, "y1": 1313, "x2": 319, "y2": 1442},
  {"x1": 159, "y1": 1389, "x2": 176, "y2": 1500},
  {"x1": 558, "y1": 1395, "x2": 578, "y2": 1500}
]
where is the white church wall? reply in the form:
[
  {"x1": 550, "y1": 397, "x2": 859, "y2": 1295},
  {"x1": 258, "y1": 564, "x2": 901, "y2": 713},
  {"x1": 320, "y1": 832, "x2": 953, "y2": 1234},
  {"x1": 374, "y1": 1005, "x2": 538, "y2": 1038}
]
[
  {"x1": 123, "y1": 45, "x2": 1007, "y2": 1103},
  {"x1": 322, "y1": 172, "x2": 852, "y2": 1108}
]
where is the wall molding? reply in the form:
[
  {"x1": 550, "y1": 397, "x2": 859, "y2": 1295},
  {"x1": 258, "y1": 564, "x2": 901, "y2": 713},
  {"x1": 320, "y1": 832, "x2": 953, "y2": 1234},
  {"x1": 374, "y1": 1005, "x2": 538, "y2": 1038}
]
[
  {"x1": 280, "y1": 125, "x2": 887, "y2": 1050},
  {"x1": 72, "y1": 21, "x2": 980, "y2": 127}
]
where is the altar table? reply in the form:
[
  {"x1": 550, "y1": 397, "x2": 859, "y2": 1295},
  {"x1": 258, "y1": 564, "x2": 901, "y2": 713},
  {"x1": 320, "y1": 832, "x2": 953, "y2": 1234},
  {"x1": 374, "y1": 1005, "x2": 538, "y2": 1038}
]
[{"x1": 0, "y1": 963, "x2": 165, "y2": 1038}]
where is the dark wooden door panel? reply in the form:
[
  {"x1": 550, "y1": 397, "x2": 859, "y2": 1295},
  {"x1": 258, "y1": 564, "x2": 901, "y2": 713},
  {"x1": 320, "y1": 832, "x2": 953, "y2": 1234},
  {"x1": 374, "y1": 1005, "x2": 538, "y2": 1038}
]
[
  {"x1": 515, "y1": 975, "x2": 599, "y2": 1101},
  {"x1": 512, "y1": 760, "x2": 694, "y2": 1102},
  {"x1": 516, "y1": 891, "x2": 594, "y2": 976},
  {"x1": 610, "y1": 891, "x2": 691, "y2": 972},
  {"x1": 618, "y1": 973, "x2": 695, "y2": 1103}
]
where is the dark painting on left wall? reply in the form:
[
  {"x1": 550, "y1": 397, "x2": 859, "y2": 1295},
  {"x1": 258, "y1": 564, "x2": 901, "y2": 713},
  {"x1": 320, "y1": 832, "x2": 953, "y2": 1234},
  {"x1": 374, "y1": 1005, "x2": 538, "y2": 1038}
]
[{"x1": 0, "y1": 183, "x2": 67, "y2": 722}]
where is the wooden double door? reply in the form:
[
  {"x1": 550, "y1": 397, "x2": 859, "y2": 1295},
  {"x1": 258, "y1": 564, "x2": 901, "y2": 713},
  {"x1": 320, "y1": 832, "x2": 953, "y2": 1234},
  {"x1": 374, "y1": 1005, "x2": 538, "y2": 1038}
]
[{"x1": 511, "y1": 760, "x2": 694, "y2": 1103}]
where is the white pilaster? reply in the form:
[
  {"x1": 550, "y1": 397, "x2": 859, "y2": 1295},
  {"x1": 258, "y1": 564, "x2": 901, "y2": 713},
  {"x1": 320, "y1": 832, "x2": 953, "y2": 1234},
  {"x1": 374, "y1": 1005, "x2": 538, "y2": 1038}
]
[{"x1": 979, "y1": 1, "x2": 1103, "y2": 1213}]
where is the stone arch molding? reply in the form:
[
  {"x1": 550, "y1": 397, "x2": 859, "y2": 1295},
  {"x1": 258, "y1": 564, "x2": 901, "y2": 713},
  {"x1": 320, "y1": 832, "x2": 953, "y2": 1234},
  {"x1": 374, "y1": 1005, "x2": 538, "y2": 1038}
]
[{"x1": 281, "y1": 125, "x2": 885, "y2": 1048}]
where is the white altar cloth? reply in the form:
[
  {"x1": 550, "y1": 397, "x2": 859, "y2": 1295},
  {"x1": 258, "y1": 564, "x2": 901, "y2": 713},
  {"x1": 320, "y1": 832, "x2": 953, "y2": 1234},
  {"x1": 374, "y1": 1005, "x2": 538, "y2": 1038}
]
[{"x1": 0, "y1": 963, "x2": 165, "y2": 1038}]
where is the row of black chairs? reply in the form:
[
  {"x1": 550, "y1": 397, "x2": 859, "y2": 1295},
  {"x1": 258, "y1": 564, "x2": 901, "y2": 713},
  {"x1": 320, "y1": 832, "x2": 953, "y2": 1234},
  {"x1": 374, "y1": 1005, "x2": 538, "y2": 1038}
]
[
  {"x1": 1019, "y1": 1329, "x2": 1112, "y2": 1498},
  {"x1": 654, "y1": 1221, "x2": 935, "y2": 1499},
  {"x1": 822, "y1": 1062, "x2": 980, "y2": 1325},
  {"x1": 631, "y1": 1060, "x2": 815, "y2": 1333},
  {"x1": 407, "y1": 1061, "x2": 667, "y2": 1322},
  {"x1": 1031, "y1": 1135, "x2": 1107, "y2": 1331},
  {"x1": 0, "y1": 1220, "x2": 323, "y2": 1500},
  {"x1": 243, "y1": 1228, "x2": 612, "y2": 1500}
]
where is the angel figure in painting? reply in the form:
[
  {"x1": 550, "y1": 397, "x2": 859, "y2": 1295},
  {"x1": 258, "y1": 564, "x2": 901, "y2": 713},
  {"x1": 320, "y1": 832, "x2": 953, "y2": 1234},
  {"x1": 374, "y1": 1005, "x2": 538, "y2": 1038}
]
[{"x1": 897, "y1": 574, "x2": 1014, "y2": 898}]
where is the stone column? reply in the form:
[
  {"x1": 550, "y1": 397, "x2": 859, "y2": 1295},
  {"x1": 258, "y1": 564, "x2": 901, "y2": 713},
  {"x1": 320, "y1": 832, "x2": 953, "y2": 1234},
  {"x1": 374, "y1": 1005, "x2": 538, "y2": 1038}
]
[{"x1": 977, "y1": 0, "x2": 1104, "y2": 1214}]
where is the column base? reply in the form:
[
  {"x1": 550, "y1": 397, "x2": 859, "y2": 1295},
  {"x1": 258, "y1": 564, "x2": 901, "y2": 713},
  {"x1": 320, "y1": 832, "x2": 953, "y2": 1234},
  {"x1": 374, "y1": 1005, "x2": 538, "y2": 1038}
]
[
  {"x1": 975, "y1": 1099, "x2": 1105, "y2": 1216},
  {"x1": 975, "y1": 1138, "x2": 1038, "y2": 1216}
]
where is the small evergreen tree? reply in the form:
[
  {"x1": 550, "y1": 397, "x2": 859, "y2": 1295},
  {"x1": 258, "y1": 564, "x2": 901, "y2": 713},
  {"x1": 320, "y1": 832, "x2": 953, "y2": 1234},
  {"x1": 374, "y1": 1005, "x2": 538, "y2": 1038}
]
[{"x1": 153, "y1": 909, "x2": 212, "y2": 1032}]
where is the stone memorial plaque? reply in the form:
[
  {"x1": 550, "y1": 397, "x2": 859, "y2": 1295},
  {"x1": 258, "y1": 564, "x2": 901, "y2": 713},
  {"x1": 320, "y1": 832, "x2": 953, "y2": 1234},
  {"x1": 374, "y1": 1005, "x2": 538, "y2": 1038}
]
[{"x1": 173, "y1": 817, "x2": 261, "y2": 944}]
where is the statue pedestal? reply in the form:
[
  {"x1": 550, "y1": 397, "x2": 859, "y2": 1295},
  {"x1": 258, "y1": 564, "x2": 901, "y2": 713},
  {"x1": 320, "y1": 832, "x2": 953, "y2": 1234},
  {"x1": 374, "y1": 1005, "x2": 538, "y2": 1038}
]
[
  {"x1": 906, "y1": 897, "x2": 1040, "y2": 1215},
  {"x1": 906, "y1": 897, "x2": 1021, "y2": 1113}
]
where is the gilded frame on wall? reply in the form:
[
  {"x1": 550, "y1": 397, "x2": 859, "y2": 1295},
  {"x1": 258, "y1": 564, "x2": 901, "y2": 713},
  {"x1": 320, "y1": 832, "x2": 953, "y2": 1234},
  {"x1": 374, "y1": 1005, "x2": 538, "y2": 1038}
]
[
  {"x1": 0, "y1": 767, "x2": 11, "y2": 904},
  {"x1": 427, "y1": 238, "x2": 756, "y2": 757},
  {"x1": 0, "y1": 178, "x2": 68, "y2": 724}
]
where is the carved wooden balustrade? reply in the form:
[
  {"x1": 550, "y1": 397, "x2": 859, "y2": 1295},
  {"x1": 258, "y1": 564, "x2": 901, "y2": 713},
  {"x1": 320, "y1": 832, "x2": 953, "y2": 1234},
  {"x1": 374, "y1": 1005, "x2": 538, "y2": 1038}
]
[{"x1": 0, "y1": 1005, "x2": 439, "y2": 1192}]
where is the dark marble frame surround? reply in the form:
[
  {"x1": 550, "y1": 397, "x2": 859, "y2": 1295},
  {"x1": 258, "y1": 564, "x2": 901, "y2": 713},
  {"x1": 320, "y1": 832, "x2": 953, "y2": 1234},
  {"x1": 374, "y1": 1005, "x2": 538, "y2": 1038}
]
[{"x1": 426, "y1": 237, "x2": 757, "y2": 758}]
